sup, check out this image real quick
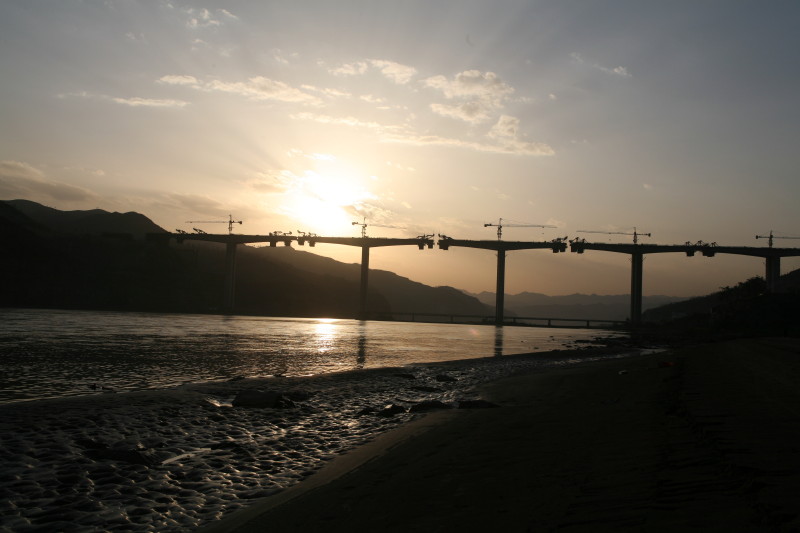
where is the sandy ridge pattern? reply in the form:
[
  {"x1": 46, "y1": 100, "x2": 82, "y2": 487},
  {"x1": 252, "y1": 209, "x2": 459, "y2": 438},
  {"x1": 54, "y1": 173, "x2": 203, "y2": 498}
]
[
  {"x1": 0, "y1": 346, "x2": 623, "y2": 532},
  {"x1": 208, "y1": 338, "x2": 800, "y2": 532}
]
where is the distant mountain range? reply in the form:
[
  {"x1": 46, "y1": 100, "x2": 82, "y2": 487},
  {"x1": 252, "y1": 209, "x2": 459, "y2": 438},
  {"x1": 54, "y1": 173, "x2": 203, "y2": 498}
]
[{"x1": 468, "y1": 291, "x2": 687, "y2": 321}]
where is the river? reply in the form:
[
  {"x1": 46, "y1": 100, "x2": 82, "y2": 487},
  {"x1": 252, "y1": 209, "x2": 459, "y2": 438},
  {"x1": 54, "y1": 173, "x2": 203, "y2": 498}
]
[{"x1": 0, "y1": 308, "x2": 625, "y2": 404}]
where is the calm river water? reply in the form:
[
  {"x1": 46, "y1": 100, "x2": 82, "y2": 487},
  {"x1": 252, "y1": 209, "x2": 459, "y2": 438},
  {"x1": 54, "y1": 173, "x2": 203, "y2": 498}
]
[{"x1": 0, "y1": 308, "x2": 625, "y2": 404}]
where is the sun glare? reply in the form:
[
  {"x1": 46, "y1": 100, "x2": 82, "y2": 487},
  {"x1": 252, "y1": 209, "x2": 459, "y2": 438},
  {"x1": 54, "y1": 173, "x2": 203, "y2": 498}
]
[{"x1": 283, "y1": 164, "x2": 377, "y2": 234}]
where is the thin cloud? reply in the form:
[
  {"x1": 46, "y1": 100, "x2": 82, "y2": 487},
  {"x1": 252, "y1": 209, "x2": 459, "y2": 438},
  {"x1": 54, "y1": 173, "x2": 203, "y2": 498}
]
[
  {"x1": 360, "y1": 94, "x2": 385, "y2": 104},
  {"x1": 301, "y1": 85, "x2": 352, "y2": 99},
  {"x1": 381, "y1": 132, "x2": 554, "y2": 157},
  {"x1": 488, "y1": 115, "x2": 521, "y2": 140},
  {"x1": 158, "y1": 75, "x2": 200, "y2": 86},
  {"x1": 424, "y1": 70, "x2": 514, "y2": 102},
  {"x1": 160, "y1": 75, "x2": 322, "y2": 105},
  {"x1": 430, "y1": 102, "x2": 490, "y2": 124},
  {"x1": 0, "y1": 160, "x2": 99, "y2": 203},
  {"x1": 570, "y1": 52, "x2": 632, "y2": 78},
  {"x1": 244, "y1": 169, "x2": 312, "y2": 195},
  {"x1": 329, "y1": 59, "x2": 417, "y2": 84},
  {"x1": 0, "y1": 160, "x2": 44, "y2": 180},
  {"x1": 369, "y1": 59, "x2": 417, "y2": 84},
  {"x1": 287, "y1": 149, "x2": 336, "y2": 161},
  {"x1": 487, "y1": 115, "x2": 554, "y2": 156},
  {"x1": 343, "y1": 201, "x2": 396, "y2": 226},
  {"x1": 207, "y1": 77, "x2": 320, "y2": 104},
  {"x1": 61, "y1": 90, "x2": 189, "y2": 108},
  {"x1": 330, "y1": 61, "x2": 369, "y2": 76},
  {"x1": 272, "y1": 49, "x2": 297, "y2": 65},
  {"x1": 111, "y1": 96, "x2": 189, "y2": 108},
  {"x1": 386, "y1": 161, "x2": 416, "y2": 172},
  {"x1": 423, "y1": 70, "x2": 514, "y2": 123},
  {"x1": 125, "y1": 32, "x2": 147, "y2": 44},
  {"x1": 184, "y1": 7, "x2": 237, "y2": 29},
  {"x1": 164, "y1": 192, "x2": 230, "y2": 216},
  {"x1": 290, "y1": 112, "x2": 398, "y2": 131}
]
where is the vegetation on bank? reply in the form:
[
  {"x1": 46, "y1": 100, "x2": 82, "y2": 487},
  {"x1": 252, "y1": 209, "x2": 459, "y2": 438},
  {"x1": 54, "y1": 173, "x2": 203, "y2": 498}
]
[{"x1": 640, "y1": 275, "x2": 800, "y2": 340}]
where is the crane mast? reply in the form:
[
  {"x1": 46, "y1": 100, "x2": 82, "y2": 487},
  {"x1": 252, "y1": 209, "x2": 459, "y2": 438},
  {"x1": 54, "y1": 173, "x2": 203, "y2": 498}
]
[
  {"x1": 483, "y1": 218, "x2": 556, "y2": 240},
  {"x1": 756, "y1": 230, "x2": 800, "y2": 248},
  {"x1": 185, "y1": 214, "x2": 242, "y2": 235},
  {"x1": 352, "y1": 217, "x2": 402, "y2": 238},
  {"x1": 577, "y1": 227, "x2": 651, "y2": 244}
]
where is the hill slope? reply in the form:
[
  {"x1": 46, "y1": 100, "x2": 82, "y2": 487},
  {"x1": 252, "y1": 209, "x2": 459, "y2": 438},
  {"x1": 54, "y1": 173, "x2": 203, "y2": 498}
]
[
  {"x1": 0, "y1": 199, "x2": 490, "y2": 318},
  {"x1": 5, "y1": 199, "x2": 166, "y2": 239},
  {"x1": 250, "y1": 246, "x2": 489, "y2": 316},
  {"x1": 472, "y1": 291, "x2": 687, "y2": 321},
  {"x1": 642, "y1": 271, "x2": 800, "y2": 323}
]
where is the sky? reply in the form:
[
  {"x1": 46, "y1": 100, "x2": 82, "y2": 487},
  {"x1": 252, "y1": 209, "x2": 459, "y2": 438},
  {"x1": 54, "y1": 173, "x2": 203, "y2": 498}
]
[{"x1": 1, "y1": 0, "x2": 799, "y2": 297}]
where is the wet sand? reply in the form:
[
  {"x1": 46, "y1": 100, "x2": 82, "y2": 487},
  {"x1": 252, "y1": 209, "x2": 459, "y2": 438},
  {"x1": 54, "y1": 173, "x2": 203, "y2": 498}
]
[
  {"x1": 0, "y1": 344, "x2": 624, "y2": 531},
  {"x1": 204, "y1": 337, "x2": 800, "y2": 532}
]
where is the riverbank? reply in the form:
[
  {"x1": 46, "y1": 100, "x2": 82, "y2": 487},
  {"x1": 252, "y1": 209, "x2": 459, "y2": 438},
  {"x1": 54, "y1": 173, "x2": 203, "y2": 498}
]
[{"x1": 204, "y1": 337, "x2": 800, "y2": 532}]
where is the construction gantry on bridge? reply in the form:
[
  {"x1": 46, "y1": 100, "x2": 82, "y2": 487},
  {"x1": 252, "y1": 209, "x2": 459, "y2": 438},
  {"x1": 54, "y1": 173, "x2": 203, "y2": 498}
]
[{"x1": 156, "y1": 217, "x2": 800, "y2": 328}]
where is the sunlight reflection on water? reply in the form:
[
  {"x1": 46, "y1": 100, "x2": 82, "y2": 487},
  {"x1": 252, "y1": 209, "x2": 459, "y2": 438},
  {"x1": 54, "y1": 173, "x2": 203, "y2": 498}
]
[{"x1": 0, "y1": 308, "x2": 625, "y2": 404}]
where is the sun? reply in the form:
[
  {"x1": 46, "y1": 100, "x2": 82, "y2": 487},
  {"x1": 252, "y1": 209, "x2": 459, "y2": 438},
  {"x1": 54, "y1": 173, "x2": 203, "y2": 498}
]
[
  {"x1": 286, "y1": 194, "x2": 353, "y2": 233},
  {"x1": 283, "y1": 166, "x2": 377, "y2": 235}
]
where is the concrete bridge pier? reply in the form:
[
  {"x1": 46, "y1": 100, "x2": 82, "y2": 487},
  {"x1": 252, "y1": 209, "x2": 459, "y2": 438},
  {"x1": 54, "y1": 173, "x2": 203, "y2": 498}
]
[
  {"x1": 223, "y1": 242, "x2": 237, "y2": 313},
  {"x1": 766, "y1": 255, "x2": 781, "y2": 293},
  {"x1": 495, "y1": 250, "x2": 506, "y2": 325},
  {"x1": 359, "y1": 246, "x2": 370, "y2": 320},
  {"x1": 630, "y1": 251, "x2": 644, "y2": 326}
]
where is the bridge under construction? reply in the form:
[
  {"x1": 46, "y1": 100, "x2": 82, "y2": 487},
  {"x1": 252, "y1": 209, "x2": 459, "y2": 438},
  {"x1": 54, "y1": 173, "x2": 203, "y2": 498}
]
[{"x1": 161, "y1": 223, "x2": 800, "y2": 328}]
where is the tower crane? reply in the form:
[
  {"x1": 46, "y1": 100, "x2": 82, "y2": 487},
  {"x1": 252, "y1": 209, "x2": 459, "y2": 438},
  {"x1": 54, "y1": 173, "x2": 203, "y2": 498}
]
[
  {"x1": 483, "y1": 218, "x2": 556, "y2": 240},
  {"x1": 352, "y1": 217, "x2": 402, "y2": 238},
  {"x1": 756, "y1": 230, "x2": 800, "y2": 248},
  {"x1": 185, "y1": 214, "x2": 242, "y2": 235},
  {"x1": 577, "y1": 227, "x2": 651, "y2": 244}
]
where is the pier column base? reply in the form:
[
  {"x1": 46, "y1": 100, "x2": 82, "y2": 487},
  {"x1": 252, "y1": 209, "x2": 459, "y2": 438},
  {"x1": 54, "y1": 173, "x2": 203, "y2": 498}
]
[
  {"x1": 223, "y1": 242, "x2": 237, "y2": 314},
  {"x1": 359, "y1": 246, "x2": 370, "y2": 320},
  {"x1": 766, "y1": 256, "x2": 781, "y2": 293},
  {"x1": 630, "y1": 252, "x2": 643, "y2": 327},
  {"x1": 495, "y1": 250, "x2": 506, "y2": 326}
]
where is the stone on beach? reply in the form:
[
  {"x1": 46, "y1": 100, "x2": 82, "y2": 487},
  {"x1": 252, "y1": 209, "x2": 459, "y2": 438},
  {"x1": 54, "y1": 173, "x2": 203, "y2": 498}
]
[
  {"x1": 408, "y1": 400, "x2": 452, "y2": 413},
  {"x1": 377, "y1": 404, "x2": 408, "y2": 417},
  {"x1": 231, "y1": 390, "x2": 296, "y2": 408},
  {"x1": 456, "y1": 399, "x2": 500, "y2": 409}
]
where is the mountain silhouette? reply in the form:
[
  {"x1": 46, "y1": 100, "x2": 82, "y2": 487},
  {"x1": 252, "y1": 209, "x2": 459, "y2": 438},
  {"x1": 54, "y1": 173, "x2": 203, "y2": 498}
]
[
  {"x1": 642, "y1": 271, "x2": 800, "y2": 324},
  {"x1": 0, "y1": 199, "x2": 491, "y2": 319},
  {"x1": 470, "y1": 291, "x2": 686, "y2": 321},
  {"x1": 5, "y1": 199, "x2": 166, "y2": 239}
]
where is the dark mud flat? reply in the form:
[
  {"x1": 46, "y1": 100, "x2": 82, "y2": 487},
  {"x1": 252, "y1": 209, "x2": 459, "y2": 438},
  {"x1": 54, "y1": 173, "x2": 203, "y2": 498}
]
[{"x1": 206, "y1": 338, "x2": 800, "y2": 532}]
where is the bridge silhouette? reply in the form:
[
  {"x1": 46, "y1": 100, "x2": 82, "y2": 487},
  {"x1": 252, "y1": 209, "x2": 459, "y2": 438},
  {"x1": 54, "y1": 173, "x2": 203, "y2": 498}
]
[
  {"x1": 438, "y1": 236, "x2": 567, "y2": 325},
  {"x1": 165, "y1": 231, "x2": 800, "y2": 328},
  {"x1": 172, "y1": 232, "x2": 434, "y2": 318}
]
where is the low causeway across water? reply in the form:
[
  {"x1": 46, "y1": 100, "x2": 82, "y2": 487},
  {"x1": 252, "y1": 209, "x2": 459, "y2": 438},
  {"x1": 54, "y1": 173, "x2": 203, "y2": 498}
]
[{"x1": 369, "y1": 312, "x2": 626, "y2": 329}]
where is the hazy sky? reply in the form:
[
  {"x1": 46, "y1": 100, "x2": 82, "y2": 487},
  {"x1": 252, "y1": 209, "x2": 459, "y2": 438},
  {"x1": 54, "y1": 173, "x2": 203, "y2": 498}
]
[{"x1": 2, "y1": 1, "x2": 799, "y2": 296}]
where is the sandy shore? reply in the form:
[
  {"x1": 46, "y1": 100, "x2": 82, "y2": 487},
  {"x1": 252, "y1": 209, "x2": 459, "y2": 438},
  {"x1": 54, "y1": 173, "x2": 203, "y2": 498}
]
[{"x1": 202, "y1": 337, "x2": 800, "y2": 532}]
